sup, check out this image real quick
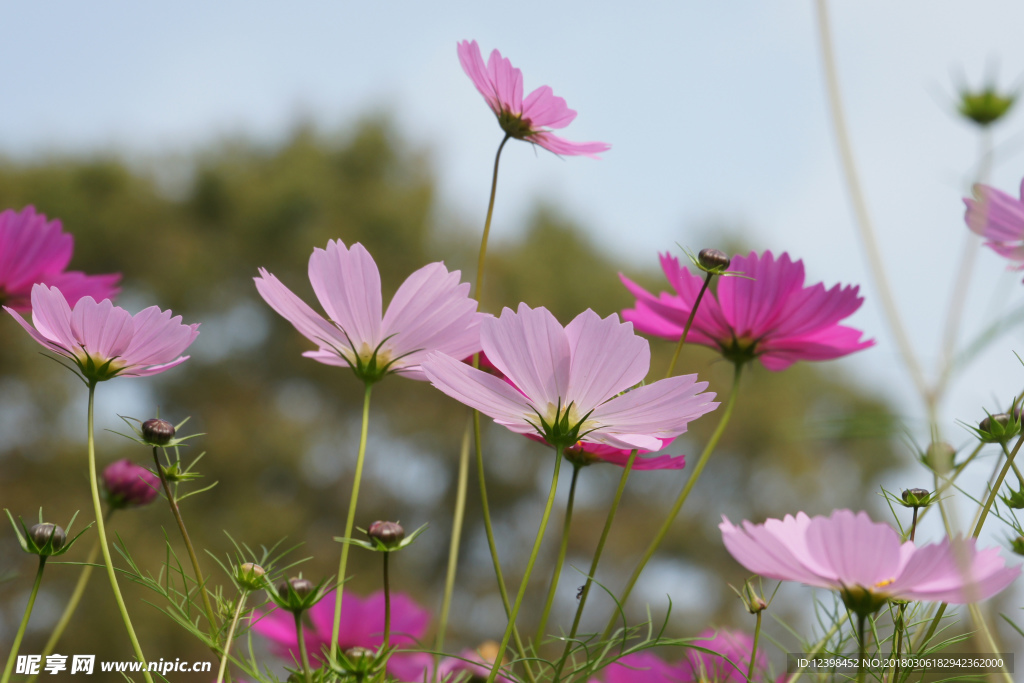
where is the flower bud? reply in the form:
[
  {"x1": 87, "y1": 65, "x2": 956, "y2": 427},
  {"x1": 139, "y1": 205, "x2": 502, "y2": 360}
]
[
  {"x1": 958, "y1": 85, "x2": 1015, "y2": 127},
  {"x1": 277, "y1": 577, "x2": 314, "y2": 599},
  {"x1": 1012, "y1": 536, "x2": 1024, "y2": 557},
  {"x1": 141, "y1": 418, "x2": 176, "y2": 445},
  {"x1": 978, "y1": 412, "x2": 1021, "y2": 443},
  {"x1": 922, "y1": 442, "x2": 956, "y2": 471},
  {"x1": 235, "y1": 562, "x2": 267, "y2": 591},
  {"x1": 30, "y1": 523, "x2": 66, "y2": 551},
  {"x1": 346, "y1": 647, "x2": 374, "y2": 662},
  {"x1": 698, "y1": 248, "x2": 731, "y2": 271},
  {"x1": 367, "y1": 521, "x2": 405, "y2": 549},
  {"x1": 901, "y1": 488, "x2": 932, "y2": 507},
  {"x1": 103, "y1": 459, "x2": 160, "y2": 509}
]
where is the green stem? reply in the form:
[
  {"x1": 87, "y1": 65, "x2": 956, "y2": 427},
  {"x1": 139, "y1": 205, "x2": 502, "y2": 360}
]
[
  {"x1": 856, "y1": 613, "x2": 867, "y2": 683},
  {"x1": 434, "y1": 417, "x2": 472, "y2": 676},
  {"x1": 215, "y1": 593, "x2": 248, "y2": 683},
  {"x1": 296, "y1": 612, "x2": 313, "y2": 683},
  {"x1": 553, "y1": 450, "x2": 638, "y2": 683},
  {"x1": 973, "y1": 437, "x2": 1023, "y2": 538},
  {"x1": 784, "y1": 613, "x2": 848, "y2": 683},
  {"x1": 34, "y1": 509, "x2": 113, "y2": 674},
  {"x1": 746, "y1": 610, "x2": 762, "y2": 683},
  {"x1": 1, "y1": 558, "x2": 46, "y2": 683},
  {"x1": 484, "y1": 448, "x2": 564, "y2": 683},
  {"x1": 383, "y1": 552, "x2": 391, "y2": 649},
  {"x1": 473, "y1": 410, "x2": 535, "y2": 682},
  {"x1": 665, "y1": 271, "x2": 714, "y2": 378},
  {"x1": 535, "y1": 463, "x2": 581, "y2": 645},
  {"x1": 152, "y1": 445, "x2": 219, "y2": 633},
  {"x1": 814, "y1": 0, "x2": 928, "y2": 399},
  {"x1": 86, "y1": 383, "x2": 153, "y2": 682},
  {"x1": 333, "y1": 382, "x2": 373, "y2": 654},
  {"x1": 603, "y1": 365, "x2": 742, "y2": 639},
  {"x1": 891, "y1": 604, "x2": 905, "y2": 683},
  {"x1": 474, "y1": 134, "x2": 511, "y2": 300},
  {"x1": 910, "y1": 506, "x2": 919, "y2": 543}
]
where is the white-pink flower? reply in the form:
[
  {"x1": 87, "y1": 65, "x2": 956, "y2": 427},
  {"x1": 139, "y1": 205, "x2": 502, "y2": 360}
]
[
  {"x1": 255, "y1": 240, "x2": 481, "y2": 382},
  {"x1": 721, "y1": 510, "x2": 1019, "y2": 613},
  {"x1": 458, "y1": 40, "x2": 610, "y2": 159},
  {"x1": 422, "y1": 304, "x2": 718, "y2": 451},
  {"x1": 5, "y1": 284, "x2": 199, "y2": 382}
]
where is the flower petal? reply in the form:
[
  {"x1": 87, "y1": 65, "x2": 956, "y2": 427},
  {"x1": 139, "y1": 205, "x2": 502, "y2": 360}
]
[
  {"x1": 564, "y1": 309, "x2": 649, "y2": 413},
  {"x1": 481, "y1": 304, "x2": 571, "y2": 409},
  {"x1": 309, "y1": 240, "x2": 383, "y2": 349}
]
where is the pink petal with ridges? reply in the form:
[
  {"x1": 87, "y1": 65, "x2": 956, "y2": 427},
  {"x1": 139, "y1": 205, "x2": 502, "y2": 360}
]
[
  {"x1": 804, "y1": 510, "x2": 904, "y2": 588},
  {"x1": 309, "y1": 240, "x2": 382, "y2": 349},
  {"x1": 41, "y1": 271, "x2": 120, "y2": 308},
  {"x1": 486, "y1": 48, "x2": 523, "y2": 113},
  {"x1": 457, "y1": 40, "x2": 500, "y2": 114},
  {"x1": 122, "y1": 307, "x2": 200, "y2": 367},
  {"x1": 589, "y1": 374, "x2": 717, "y2": 446},
  {"x1": 69, "y1": 298, "x2": 134, "y2": 361},
  {"x1": 255, "y1": 268, "x2": 347, "y2": 353},
  {"x1": 422, "y1": 352, "x2": 535, "y2": 433},
  {"x1": 522, "y1": 86, "x2": 577, "y2": 129},
  {"x1": 0, "y1": 207, "x2": 72, "y2": 291},
  {"x1": 28, "y1": 285, "x2": 77, "y2": 350},
  {"x1": 529, "y1": 132, "x2": 610, "y2": 159},
  {"x1": 482, "y1": 304, "x2": 571, "y2": 409},
  {"x1": 564, "y1": 310, "x2": 649, "y2": 413},
  {"x1": 720, "y1": 513, "x2": 829, "y2": 587}
]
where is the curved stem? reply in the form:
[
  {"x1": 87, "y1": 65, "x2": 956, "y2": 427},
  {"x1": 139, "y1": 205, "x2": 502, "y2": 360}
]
[
  {"x1": 1, "y1": 557, "x2": 46, "y2": 683},
  {"x1": 333, "y1": 382, "x2": 373, "y2": 654},
  {"x1": 86, "y1": 383, "x2": 153, "y2": 682},
  {"x1": 746, "y1": 610, "x2": 762, "y2": 683},
  {"x1": 34, "y1": 509, "x2": 114, "y2": 675},
  {"x1": 215, "y1": 593, "x2": 248, "y2": 683},
  {"x1": 296, "y1": 613, "x2": 313, "y2": 683},
  {"x1": 152, "y1": 445, "x2": 219, "y2": 633},
  {"x1": 973, "y1": 436, "x2": 1023, "y2": 538},
  {"x1": 434, "y1": 417, "x2": 472, "y2": 677},
  {"x1": 485, "y1": 448, "x2": 564, "y2": 683},
  {"x1": 602, "y1": 364, "x2": 743, "y2": 639},
  {"x1": 553, "y1": 451, "x2": 638, "y2": 683},
  {"x1": 814, "y1": 0, "x2": 928, "y2": 398},
  {"x1": 473, "y1": 410, "x2": 535, "y2": 682},
  {"x1": 534, "y1": 463, "x2": 581, "y2": 645},
  {"x1": 665, "y1": 271, "x2": 714, "y2": 378},
  {"x1": 474, "y1": 135, "x2": 511, "y2": 300}
]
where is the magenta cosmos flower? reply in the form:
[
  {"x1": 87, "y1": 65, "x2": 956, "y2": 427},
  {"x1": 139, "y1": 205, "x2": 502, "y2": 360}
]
[
  {"x1": 964, "y1": 178, "x2": 1024, "y2": 271},
  {"x1": 255, "y1": 240, "x2": 480, "y2": 383},
  {"x1": 102, "y1": 459, "x2": 160, "y2": 509},
  {"x1": 721, "y1": 510, "x2": 1019, "y2": 616},
  {"x1": 0, "y1": 206, "x2": 120, "y2": 311},
  {"x1": 682, "y1": 629, "x2": 768, "y2": 683},
  {"x1": 5, "y1": 284, "x2": 199, "y2": 382},
  {"x1": 458, "y1": 40, "x2": 610, "y2": 159},
  {"x1": 622, "y1": 251, "x2": 873, "y2": 371},
  {"x1": 422, "y1": 304, "x2": 718, "y2": 451},
  {"x1": 255, "y1": 589, "x2": 429, "y2": 679}
]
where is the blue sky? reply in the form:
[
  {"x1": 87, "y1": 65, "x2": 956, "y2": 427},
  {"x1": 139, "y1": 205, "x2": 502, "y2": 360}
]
[{"x1": 5, "y1": 1, "x2": 1024, "y2": 538}]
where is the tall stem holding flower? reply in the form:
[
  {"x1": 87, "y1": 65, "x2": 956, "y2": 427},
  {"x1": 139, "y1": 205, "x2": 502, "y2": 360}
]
[
  {"x1": 534, "y1": 463, "x2": 581, "y2": 644},
  {"x1": 1, "y1": 558, "x2": 46, "y2": 683},
  {"x1": 87, "y1": 384, "x2": 153, "y2": 683},
  {"x1": 332, "y1": 382, "x2": 373, "y2": 654}
]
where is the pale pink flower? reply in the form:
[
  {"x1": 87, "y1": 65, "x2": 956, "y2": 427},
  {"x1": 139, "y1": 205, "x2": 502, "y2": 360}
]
[
  {"x1": 720, "y1": 510, "x2": 1019, "y2": 613},
  {"x1": 622, "y1": 251, "x2": 873, "y2": 371},
  {"x1": 4, "y1": 284, "x2": 199, "y2": 382},
  {"x1": 0, "y1": 206, "x2": 120, "y2": 311},
  {"x1": 458, "y1": 40, "x2": 610, "y2": 159},
  {"x1": 255, "y1": 240, "x2": 480, "y2": 383},
  {"x1": 681, "y1": 629, "x2": 767, "y2": 683},
  {"x1": 102, "y1": 459, "x2": 160, "y2": 509},
  {"x1": 964, "y1": 179, "x2": 1024, "y2": 270},
  {"x1": 422, "y1": 304, "x2": 718, "y2": 451},
  {"x1": 254, "y1": 589, "x2": 429, "y2": 678}
]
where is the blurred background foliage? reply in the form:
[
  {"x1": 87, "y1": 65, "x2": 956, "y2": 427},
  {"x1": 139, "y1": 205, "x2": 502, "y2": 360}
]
[{"x1": 0, "y1": 117, "x2": 903, "y2": 677}]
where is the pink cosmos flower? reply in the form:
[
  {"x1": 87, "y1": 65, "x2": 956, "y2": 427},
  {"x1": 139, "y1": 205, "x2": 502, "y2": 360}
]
[
  {"x1": 589, "y1": 652, "x2": 679, "y2": 683},
  {"x1": 720, "y1": 510, "x2": 1019, "y2": 614},
  {"x1": 621, "y1": 251, "x2": 873, "y2": 371},
  {"x1": 422, "y1": 304, "x2": 718, "y2": 451},
  {"x1": 964, "y1": 178, "x2": 1024, "y2": 270},
  {"x1": 255, "y1": 240, "x2": 480, "y2": 383},
  {"x1": 0, "y1": 206, "x2": 120, "y2": 311},
  {"x1": 682, "y1": 629, "x2": 767, "y2": 683},
  {"x1": 102, "y1": 459, "x2": 160, "y2": 509},
  {"x1": 254, "y1": 589, "x2": 430, "y2": 678},
  {"x1": 437, "y1": 642, "x2": 514, "y2": 683},
  {"x1": 4, "y1": 284, "x2": 199, "y2": 382},
  {"x1": 458, "y1": 40, "x2": 610, "y2": 159}
]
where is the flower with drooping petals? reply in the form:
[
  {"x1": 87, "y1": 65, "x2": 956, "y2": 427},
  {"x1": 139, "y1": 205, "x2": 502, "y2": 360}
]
[
  {"x1": 458, "y1": 40, "x2": 610, "y2": 159},
  {"x1": 681, "y1": 629, "x2": 768, "y2": 683},
  {"x1": 423, "y1": 304, "x2": 718, "y2": 451},
  {"x1": 5, "y1": 284, "x2": 199, "y2": 383},
  {"x1": 622, "y1": 251, "x2": 873, "y2": 370},
  {"x1": 964, "y1": 178, "x2": 1024, "y2": 272},
  {"x1": 720, "y1": 509, "x2": 1019, "y2": 616},
  {"x1": 474, "y1": 352, "x2": 686, "y2": 469},
  {"x1": 254, "y1": 589, "x2": 430, "y2": 679},
  {"x1": 255, "y1": 240, "x2": 480, "y2": 383},
  {"x1": 0, "y1": 206, "x2": 120, "y2": 311},
  {"x1": 102, "y1": 459, "x2": 160, "y2": 509}
]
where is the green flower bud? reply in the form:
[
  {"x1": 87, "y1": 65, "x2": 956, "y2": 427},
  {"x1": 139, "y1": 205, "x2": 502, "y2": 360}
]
[
  {"x1": 142, "y1": 418, "x2": 176, "y2": 445},
  {"x1": 29, "y1": 523, "x2": 66, "y2": 552},
  {"x1": 367, "y1": 521, "x2": 405, "y2": 549}
]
